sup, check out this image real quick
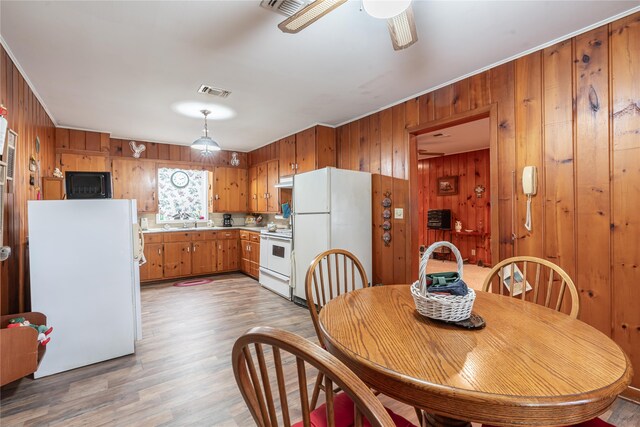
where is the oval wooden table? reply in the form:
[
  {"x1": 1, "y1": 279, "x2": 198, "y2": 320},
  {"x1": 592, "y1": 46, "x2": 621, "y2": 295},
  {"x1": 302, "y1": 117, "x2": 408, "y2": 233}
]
[{"x1": 318, "y1": 285, "x2": 633, "y2": 427}]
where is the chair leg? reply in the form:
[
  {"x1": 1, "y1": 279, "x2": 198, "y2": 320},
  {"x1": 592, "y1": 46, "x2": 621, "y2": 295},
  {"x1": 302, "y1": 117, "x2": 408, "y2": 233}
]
[
  {"x1": 310, "y1": 371, "x2": 324, "y2": 410},
  {"x1": 415, "y1": 407, "x2": 424, "y2": 427}
]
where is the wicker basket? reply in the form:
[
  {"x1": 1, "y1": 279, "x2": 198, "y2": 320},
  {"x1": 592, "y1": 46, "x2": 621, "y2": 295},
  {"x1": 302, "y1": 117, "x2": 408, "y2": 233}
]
[{"x1": 411, "y1": 241, "x2": 475, "y2": 322}]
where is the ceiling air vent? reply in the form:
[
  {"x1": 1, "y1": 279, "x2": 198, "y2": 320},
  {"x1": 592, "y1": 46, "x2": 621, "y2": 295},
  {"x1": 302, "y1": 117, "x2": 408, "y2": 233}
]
[
  {"x1": 260, "y1": 0, "x2": 308, "y2": 17},
  {"x1": 197, "y1": 84, "x2": 232, "y2": 98}
]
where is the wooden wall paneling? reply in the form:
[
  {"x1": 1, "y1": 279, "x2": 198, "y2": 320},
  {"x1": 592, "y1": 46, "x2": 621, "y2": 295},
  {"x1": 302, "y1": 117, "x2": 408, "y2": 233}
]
[
  {"x1": 408, "y1": 134, "x2": 419, "y2": 280},
  {"x1": 358, "y1": 116, "x2": 370, "y2": 172},
  {"x1": 391, "y1": 104, "x2": 406, "y2": 179},
  {"x1": 157, "y1": 143, "x2": 170, "y2": 160},
  {"x1": 418, "y1": 93, "x2": 435, "y2": 124},
  {"x1": 169, "y1": 144, "x2": 181, "y2": 162},
  {"x1": 144, "y1": 141, "x2": 158, "y2": 159},
  {"x1": 99, "y1": 133, "x2": 110, "y2": 153},
  {"x1": 610, "y1": 13, "x2": 640, "y2": 389},
  {"x1": 349, "y1": 120, "x2": 360, "y2": 172},
  {"x1": 84, "y1": 131, "x2": 101, "y2": 152},
  {"x1": 490, "y1": 62, "x2": 517, "y2": 260},
  {"x1": 452, "y1": 80, "x2": 470, "y2": 114},
  {"x1": 392, "y1": 177, "x2": 408, "y2": 284},
  {"x1": 371, "y1": 174, "x2": 383, "y2": 285},
  {"x1": 514, "y1": 53, "x2": 544, "y2": 258},
  {"x1": 542, "y1": 39, "x2": 577, "y2": 316},
  {"x1": 369, "y1": 112, "x2": 381, "y2": 174},
  {"x1": 69, "y1": 130, "x2": 86, "y2": 151},
  {"x1": 109, "y1": 138, "x2": 123, "y2": 157},
  {"x1": 469, "y1": 72, "x2": 491, "y2": 110},
  {"x1": 574, "y1": 26, "x2": 611, "y2": 335},
  {"x1": 55, "y1": 128, "x2": 69, "y2": 150},
  {"x1": 336, "y1": 126, "x2": 349, "y2": 170},
  {"x1": 315, "y1": 126, "x2": 336, "y2": 170},
  {"x1": 379, "y1": 108, "x2": 393, "y2": 177},
  {"x1": 405, "y1": 97, "x2": 420, "y2": 128},
  {"x1": 179, "y1": 146, "x2": 191, "y2": 163},
  {"x1": 434, "y1": 85, "x2": 453, "y2": 120}
]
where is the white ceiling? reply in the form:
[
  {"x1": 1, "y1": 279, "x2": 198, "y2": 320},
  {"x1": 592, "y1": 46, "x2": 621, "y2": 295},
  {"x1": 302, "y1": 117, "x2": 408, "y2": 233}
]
[
  {"x1": 417, "y1": 117, "x2": 489, "y2": 159},
  {"x1": 1, "y1": 1, "x2": 638, "y2": 151}
]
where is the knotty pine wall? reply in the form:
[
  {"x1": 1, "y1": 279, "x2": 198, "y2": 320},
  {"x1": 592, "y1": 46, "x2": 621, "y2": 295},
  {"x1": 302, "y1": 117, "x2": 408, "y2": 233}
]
[
  {"x1": 333, "y1": 13, "x2": 640, "y2": 388},
  {"x1": 0, "y1": 44, "x2": 56, "y2": 314},
  {"x1": 418, "y1": 149, "x2": 491, "y2": 265}
]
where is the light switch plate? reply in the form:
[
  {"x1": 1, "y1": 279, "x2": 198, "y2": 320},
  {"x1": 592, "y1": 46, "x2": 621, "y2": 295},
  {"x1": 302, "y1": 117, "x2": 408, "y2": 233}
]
[{"x1": 394, "y1": 208, "x2": 404, "y2": 219}]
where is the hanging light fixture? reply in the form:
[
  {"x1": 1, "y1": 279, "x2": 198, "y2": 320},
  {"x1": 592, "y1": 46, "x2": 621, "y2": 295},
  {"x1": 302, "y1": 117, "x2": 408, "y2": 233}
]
[{"x1": 191, "y1": 109, "x2": 221, "y2": 155}]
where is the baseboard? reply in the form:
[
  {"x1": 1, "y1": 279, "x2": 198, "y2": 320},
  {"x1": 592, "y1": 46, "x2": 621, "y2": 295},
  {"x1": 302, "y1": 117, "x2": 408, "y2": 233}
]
[{"x1": 620, "y1": 386, "x2": 640, "y2": 404}]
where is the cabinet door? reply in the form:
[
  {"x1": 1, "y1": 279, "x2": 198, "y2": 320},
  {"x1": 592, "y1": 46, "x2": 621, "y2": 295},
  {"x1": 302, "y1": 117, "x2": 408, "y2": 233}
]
[
  {"x1": 163, "y1": 241, "x2": 192, "y2": 278},
  {"x1": 295, "y1": 127, "x2": 316, "y2": 174},
  {"x1": 217, "y1": 239, "x2": 239, "y2": 271},
  {"x1": 241, "y1": 241, "x2": 251, "y2": 261},
  {"x1": 141, "y1": 243, "x2": 164, "y2": 281},
  {"x1": 225, "y1": 167, "x2": 248, "y2": 212},
  {"x1": 59, "y1": 153, "x2": 108, "y2": 174},
  {"x1": 249, "y1": 241, "x2": 260, "y2": 264},
  {"x1": 207, "y1": 170, "x2": 215, "y2": 213},
  {"x1": 211, "y1": 167, "x2": 227, "y2": 212},
  {"x1": 112, "y1": 159, "x2": 158, "y2": 213},
  {"x1": 279, "y1": 135, "x2": 297, "y2": 177},
  {"x1": 256, "y1": 163, "x2": 268, "y2": 212},
  {"x1": 192, "y1": 240, "x2": 215, "y2": 275},
  {"x1": 267, "y1": 160, "x2": 280, "y2": 213},
  {"x1": 249, "y1": 167, "x2": 258, "y2": 212}
]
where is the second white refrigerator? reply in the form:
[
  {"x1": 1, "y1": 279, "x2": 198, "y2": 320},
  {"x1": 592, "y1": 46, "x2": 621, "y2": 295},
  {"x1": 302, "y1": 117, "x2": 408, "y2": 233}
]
[{"x1": 292, "y1": 168, "x2": 372, "y2": 302}]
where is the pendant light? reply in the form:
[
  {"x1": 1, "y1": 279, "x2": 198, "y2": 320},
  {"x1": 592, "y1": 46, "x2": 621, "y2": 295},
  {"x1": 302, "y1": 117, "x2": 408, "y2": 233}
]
[{"x1": 191, "y1": 109, "x2": 221, "y2": 154}]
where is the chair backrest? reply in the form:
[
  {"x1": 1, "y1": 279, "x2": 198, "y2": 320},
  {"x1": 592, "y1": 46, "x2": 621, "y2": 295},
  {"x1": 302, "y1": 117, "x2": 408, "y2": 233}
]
[
  {"x1": 482, "y1": 256, "x2": 579, "y2": 318},
  {"x1": 305, "y1": 249, "x2": 369, "y2": 347},
  {"x1": 232, "y1": 326, "x2": 395, "y2": 427}
]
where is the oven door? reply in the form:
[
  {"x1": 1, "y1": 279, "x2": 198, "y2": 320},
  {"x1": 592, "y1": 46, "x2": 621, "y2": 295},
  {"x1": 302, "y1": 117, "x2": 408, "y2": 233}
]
[{"x1": 267, "y1": 236, "x2": 291, "y2": 277}]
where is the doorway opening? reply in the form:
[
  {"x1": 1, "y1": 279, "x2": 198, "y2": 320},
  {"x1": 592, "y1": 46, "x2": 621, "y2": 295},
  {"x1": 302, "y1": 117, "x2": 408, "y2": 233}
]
[{"x1": 408, "y1": 106, "x2": 499, "y2": 290}]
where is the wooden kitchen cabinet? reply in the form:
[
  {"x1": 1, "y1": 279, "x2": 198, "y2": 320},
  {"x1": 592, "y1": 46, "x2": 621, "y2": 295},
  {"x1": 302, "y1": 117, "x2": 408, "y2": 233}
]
[
  {"x1": 248, "y1": 166, "x2": 258, "y2": 212},
  {"x1": 140, "y1": 243, "x2": 164, "y2": 281},
  {"x1": 278, "y1": 125, "x2": 336, "y2": 177},
  {"x1": 217, "y1": 239, "x2": 239, "y2": 272},
  {"x1": 209, "y1": 167, "x2": 248, "y2": 213},
  {"x1": 192, "y1": 240, "x2": 216, "y2": 275},
  {"x1": 59, "y1": 153, "x2": 108, "y2": 174},
  {"x1": 42, "y1": 177, "x2": 64, "y2": 200},
  {"x1": 254, "y1": 160, "x2": 279, "y2": 213},
  {"x1": 240, "y1": 231, "x2": 261, "y2": 279},
  {"x1": 163, "y1": 241, "x2": 192, "y2": 278},
  {"x1": 111, "y1": 158, "x2": 158, "y2": 213}
]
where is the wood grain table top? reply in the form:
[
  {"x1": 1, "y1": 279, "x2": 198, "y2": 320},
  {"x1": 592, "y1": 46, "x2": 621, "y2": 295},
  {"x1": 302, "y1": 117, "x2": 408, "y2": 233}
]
[{"x1": 318, "y1": 285, "x2": 633, "y2": 426}]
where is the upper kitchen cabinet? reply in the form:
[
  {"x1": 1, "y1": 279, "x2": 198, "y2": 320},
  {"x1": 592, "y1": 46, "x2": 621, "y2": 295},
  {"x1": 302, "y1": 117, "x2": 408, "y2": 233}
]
[
  {"x1": 208, "y1": 167, "x2": 248, "y2": 213},
  {"x1": 59, "y1": 153, "x2": 109, "y2": 174},
  {"x1": 111, "y1": 158, "x2": 158, "y2": 213},
  {"x1": 278, "y1": 125, "x2": 336, "y2": 177},
  {"x1": 252, "y1": 160, "x2": 279, "y2": 213},
  {"x1": 248, "y1": 166, "x2": 258, "y2": 212}
]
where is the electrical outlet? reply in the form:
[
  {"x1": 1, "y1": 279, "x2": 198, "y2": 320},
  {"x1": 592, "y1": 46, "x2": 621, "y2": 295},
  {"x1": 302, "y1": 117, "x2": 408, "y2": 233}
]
[
  {"x1": 471, "y1": 249, "x2": 476, "y2": 256},
  {"x1": 394, "y1": 208, "x2": 404, "y2": 219}
]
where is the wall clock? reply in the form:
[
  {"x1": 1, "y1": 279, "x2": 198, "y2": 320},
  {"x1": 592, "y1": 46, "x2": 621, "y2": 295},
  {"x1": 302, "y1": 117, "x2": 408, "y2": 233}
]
[{"x1": 171, "y1": 170, "x2": 189, "y2": 188}]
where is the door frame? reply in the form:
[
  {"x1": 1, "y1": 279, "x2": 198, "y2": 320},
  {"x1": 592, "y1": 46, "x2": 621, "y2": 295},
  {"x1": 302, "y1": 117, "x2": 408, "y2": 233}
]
[{"x1": 406, "y1": 104, "x2": 499, "y2": 279}]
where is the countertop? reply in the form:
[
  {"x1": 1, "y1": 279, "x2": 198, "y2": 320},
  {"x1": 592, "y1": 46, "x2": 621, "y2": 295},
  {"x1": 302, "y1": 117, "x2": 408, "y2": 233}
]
[{"x1": 142, "y1": 226, "x2": 266, "y2": 234}]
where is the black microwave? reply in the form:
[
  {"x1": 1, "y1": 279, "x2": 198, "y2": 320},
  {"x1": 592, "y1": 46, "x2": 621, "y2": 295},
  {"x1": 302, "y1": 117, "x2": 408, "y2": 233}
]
[{"x1": 65, "y1": 172, "x2": 113, "y2": 199}]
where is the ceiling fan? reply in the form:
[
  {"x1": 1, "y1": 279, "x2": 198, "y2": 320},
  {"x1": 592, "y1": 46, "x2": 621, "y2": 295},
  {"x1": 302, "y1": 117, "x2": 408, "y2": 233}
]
[{"x1": 275, "y1": 0, "x2": 418, "y2": 51}]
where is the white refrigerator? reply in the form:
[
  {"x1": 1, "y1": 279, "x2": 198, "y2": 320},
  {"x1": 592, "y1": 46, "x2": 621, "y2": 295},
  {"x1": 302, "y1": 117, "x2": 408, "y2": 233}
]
[
  {"x1": 292, "y1": 168, "x2": 372, "y2": 302},
  {"x1": 28, "y1": 199, "x2": 143, "y2": 378}
]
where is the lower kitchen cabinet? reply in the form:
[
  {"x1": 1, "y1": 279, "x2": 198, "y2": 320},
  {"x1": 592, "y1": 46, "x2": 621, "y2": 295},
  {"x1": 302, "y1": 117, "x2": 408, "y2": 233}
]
[
  {"x1": 140, "y1": 243, "x2": 164, "y2": 281},
  {"x1": 163, "y1": 241, "x2": 192, "y2": 278},
  {"x1": 217, "y1": 239, "x2": 239, "y2": 272},
  {"x1": 192, "y1": 240, "x2": 216, "y2": 275},
  {"x1": 240, "y1": 230, "x2": 260, "y2": 279}
]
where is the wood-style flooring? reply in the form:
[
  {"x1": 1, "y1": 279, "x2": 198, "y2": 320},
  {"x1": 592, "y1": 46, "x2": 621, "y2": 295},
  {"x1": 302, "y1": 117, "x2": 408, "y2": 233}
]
[{"x1": 1, "y1": 273, "x2": 638, "y2": 426}]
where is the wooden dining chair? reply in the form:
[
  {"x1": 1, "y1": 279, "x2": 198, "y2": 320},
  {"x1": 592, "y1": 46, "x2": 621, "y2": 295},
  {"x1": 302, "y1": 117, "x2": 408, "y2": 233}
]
[
  {"x1": 481, "y1": 256, "x2": 580, "y2": 318},
  {"x1": 305, "y1": 249, "x2": 369, "y2": 409},
  {"x1": 232, "y1": 326, "x2": 415, "y2": 427}
]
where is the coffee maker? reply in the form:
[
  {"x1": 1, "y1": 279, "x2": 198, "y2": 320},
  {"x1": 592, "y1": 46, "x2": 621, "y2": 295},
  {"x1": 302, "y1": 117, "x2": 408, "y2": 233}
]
[{"x1": 223, "y1": 214, "x2": 233, "y2": 227}]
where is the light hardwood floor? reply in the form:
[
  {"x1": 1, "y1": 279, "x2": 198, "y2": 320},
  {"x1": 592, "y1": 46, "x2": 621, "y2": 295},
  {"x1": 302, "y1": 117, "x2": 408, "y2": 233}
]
[{"x1": 1, "y1": 274, "x2": 638, "y2": 426}]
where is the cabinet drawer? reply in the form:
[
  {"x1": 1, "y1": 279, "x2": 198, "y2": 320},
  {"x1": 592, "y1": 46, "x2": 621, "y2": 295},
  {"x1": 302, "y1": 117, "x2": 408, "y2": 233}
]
[
  {"x1": 193, "y1": 231, "x2": 218, "y2": 241},
  {"x1": 219, "y1": 230, "x2": 239, "y2": 240},
  {"x1": 144, "y1": 233, "x2": 163, "y2": 244},
  {"x1": 239, "y1": 230, "x2": 250, "y2": 241},
  {"x1": 249, "y1": 232, "x2": 260, "y2": 243},
  {"x1": 163, "y1": 232, "x2": 194, "y2": 242}
]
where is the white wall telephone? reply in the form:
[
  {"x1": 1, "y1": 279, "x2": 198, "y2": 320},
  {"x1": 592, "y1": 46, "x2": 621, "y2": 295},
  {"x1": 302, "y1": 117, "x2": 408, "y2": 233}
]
[{"x1": 522, "y1": 166, "x2": 537, "y2": 231}]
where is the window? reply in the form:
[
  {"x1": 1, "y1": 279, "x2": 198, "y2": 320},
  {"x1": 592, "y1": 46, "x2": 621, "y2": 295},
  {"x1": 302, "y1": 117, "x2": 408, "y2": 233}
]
[{"x1": 156, "y1": 167, "x2": 208, "y2": 222}]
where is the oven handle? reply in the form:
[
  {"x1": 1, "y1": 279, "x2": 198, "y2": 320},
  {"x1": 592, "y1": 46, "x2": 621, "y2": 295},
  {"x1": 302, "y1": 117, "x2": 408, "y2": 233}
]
[{"x1": 268, "y1": 235, "x2": 292, "y2": 242}]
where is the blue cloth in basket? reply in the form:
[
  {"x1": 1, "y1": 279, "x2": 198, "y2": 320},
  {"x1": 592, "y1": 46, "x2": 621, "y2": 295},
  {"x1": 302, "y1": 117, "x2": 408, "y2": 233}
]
[{"x1": 426, "y1": 273, "x2": 469, "y2": 296}]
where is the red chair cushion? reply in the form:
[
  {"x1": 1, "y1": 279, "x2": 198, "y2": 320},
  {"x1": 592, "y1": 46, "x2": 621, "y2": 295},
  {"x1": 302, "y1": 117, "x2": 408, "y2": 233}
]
[
  {"x1": 482, "y1": 418, "x2": 613, "y2": 427},
  {"x1": 292, "y1": 392, "x2": 416, "y2": 427}
]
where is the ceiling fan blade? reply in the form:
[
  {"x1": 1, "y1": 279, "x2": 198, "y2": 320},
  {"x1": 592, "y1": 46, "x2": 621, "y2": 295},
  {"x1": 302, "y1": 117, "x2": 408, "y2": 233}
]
[
  {"x1": 387, "y1": 5, "x2": 418, "y2": 50},
  {"x1": 278, "y1": 0, "x2": 347, "y2": 34}
]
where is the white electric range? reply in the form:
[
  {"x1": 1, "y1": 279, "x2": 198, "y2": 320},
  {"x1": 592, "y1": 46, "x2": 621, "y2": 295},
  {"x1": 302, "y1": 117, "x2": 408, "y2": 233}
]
[{"x1": 259, "y1": 229, "x2": 292, "y2": 299}]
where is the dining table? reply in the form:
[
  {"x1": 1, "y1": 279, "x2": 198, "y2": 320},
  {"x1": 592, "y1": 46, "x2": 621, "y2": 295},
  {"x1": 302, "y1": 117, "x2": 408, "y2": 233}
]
[{"x1": 318, "y1": 285, "x2": 633, "y2": 427}]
